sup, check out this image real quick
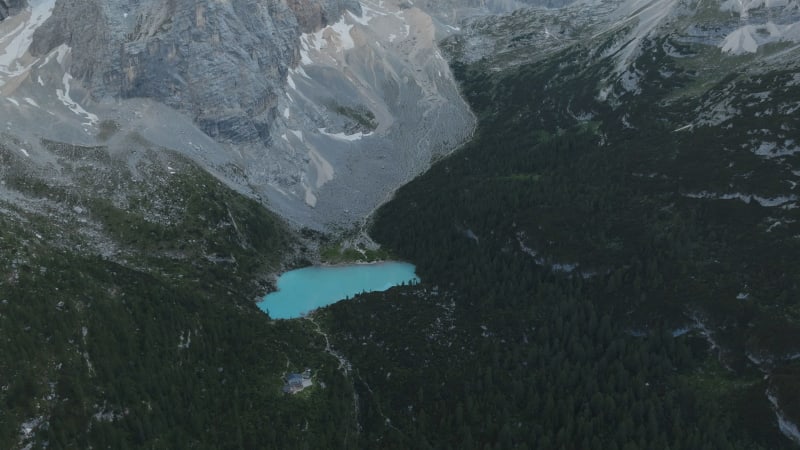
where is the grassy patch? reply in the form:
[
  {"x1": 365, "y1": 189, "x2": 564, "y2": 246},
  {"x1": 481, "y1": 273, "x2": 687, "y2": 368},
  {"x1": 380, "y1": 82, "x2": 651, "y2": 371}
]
[
  {"x1": 331, "y1": 103, "x2": 378, "y2": 131},
  {"x1": 492, "y1": 173, "x2": 542, "y2": 182},
  {"x1": 320, "y1": 241, "x2": 391, "y2": 264},
  {"x1": 683, "y1": 357, "x2": 761, "y2": 398}
]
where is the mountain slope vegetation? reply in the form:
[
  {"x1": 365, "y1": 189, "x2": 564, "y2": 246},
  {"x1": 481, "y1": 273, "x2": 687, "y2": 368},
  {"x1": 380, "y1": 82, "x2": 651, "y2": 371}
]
[
  {"x1": 318, "y1": 3, "x2": 800, "y2": 448},
  {"x1": 0, "y1": 143, "x2": 358, "y2": 449}
]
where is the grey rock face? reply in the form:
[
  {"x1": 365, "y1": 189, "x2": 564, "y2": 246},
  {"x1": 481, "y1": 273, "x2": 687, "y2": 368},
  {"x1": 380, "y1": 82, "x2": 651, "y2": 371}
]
[
  {"x1": 412, "y1": 0, "x2": 576, "y2": 18},
  {"x1": 30, "y1": 0, "x2": 355, "y2": 144},
  {"x1": 17, "y1": 0, "x2": 475, "y2": 230},
  {"x1": 0, "y1": 0, "x2": 26, "y2": 21},
  {"x1": 287, "y1": 0, "x2": 361, "y2": 32}
]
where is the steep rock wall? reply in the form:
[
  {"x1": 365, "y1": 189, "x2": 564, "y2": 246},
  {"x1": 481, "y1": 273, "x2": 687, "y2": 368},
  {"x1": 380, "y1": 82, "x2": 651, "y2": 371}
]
[
  {"x1": 288, "y1": 0, "x2": 361, "y2": 31},
  {"x1": 0, "y1": 0, "x2": 25, "y2": 21},
  {"x1": 30, "y1": 0, "x2": 358, "y2": 144},
  {"x1": 9, "y1": 0, "x2": 475, "y2": 230}
]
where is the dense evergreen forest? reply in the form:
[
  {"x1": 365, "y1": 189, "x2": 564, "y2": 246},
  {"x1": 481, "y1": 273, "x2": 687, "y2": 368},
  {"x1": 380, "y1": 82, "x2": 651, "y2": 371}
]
[
  {"x1": 0, "y1": 153, "x2": 358, "y2": 448},
  {"x1": 319, "y1": 34, "x2": 800, "y2": 449}
]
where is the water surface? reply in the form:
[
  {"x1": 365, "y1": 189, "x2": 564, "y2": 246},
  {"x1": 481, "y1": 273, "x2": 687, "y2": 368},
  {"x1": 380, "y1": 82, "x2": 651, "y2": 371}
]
[{"x1": 258, "y1": 262, "x2": 419, "y2": 319}]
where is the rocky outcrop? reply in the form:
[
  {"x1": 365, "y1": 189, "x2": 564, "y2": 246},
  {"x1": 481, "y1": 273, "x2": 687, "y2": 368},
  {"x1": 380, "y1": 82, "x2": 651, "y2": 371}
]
[
  {"x1": 29, "y1": 0, "x2": 111, "y2": 82},
  {"x1": 0, "y1": 0, "x2": 25, "y2": 21},
  {"x1": 288, "y1": 0, "x2": 361, "y2": 32}
]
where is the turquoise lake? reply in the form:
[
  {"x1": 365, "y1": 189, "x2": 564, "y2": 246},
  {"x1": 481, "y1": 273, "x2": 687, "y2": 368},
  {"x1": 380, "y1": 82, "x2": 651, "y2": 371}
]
[{"x1": 258, "y1": 262, "x2": 420, "y2": 319}]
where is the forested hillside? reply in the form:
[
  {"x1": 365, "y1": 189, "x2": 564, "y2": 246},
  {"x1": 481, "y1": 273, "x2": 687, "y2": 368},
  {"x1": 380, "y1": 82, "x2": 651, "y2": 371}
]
[
  {"x1": 320, "y1": 17, "x2": 800, "y2": 449},
  {"x1": 0, "y1": 146, "x2": 357, "y2": 448}
]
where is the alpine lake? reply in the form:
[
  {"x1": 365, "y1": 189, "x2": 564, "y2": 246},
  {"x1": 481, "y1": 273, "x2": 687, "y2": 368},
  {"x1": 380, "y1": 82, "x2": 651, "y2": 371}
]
[{"x1": 258, "y1": 262, "x2": 420, "y2": 319}]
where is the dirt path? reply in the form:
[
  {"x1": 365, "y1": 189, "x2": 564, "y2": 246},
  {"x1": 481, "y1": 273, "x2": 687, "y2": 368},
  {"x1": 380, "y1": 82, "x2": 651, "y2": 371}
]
[
  {"x1": 306, "y1": 315, "x2": 352, "y2": 374},
  {"x1": 306, "y1": 314, "x2": 410, "y2": 442},
  {"x1": 306, "y1": 315, "x2": 362, "y2": 439}
]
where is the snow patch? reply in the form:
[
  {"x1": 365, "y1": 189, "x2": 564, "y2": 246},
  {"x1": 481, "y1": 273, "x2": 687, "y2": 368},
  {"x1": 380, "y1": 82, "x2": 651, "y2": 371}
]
[
  {"x1": 721, "y1": 26, "x2": 759, "y2": 54},
  {"x1": 767, "y1": 389, "x2": 800, "y2": 444},
  {"x1": 38, "y1": 43, "x2": 70, "y2": 68},
  {"x1": 721, "y1": 21, "x2": 800, "y2": 54},
  {"x1": 23, "y1": 97, "x2": 38, "y2": 107},
  {"x1": 55, "y1": 43, "x2": 68, "y2": 64},
  {"x1": 330, "y1": 19, "x2": 356, "y2": 50},
  {"x1": 318, "y1": 128, "x2": 372, "y2": 141},
  {"x1": 6, "y1": 97, "x2": 19, "y2": 106},
  {"x1": 298, "y1": 15, "x2": 356, "y2": 63},
  {"x1": 754, "y1": 140, "x2": 800, "y2": 158},
  {"x1": 0, "y1": 0, "x2": 57, "y2": 85},
  {"x1": 56, "y1": 73, "x2": 99, "y2": 125},
  {"x1": 685, "y1": 191, "x2": 798, "y2": 207}
]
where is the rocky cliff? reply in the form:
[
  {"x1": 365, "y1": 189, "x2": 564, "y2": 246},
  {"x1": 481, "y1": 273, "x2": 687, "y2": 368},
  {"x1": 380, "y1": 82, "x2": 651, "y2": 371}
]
[
  {"x1": 288, "y1": 0, "x2": 361, "y2": 31},
  {"x1": 29, "y1": 0, "x2": 348, "y2": 144},
  {"x1": 0, "y1": 0, "x2": 475, "y2": 230},
  {"x1": 0, "y1": 0, "x2": 25, "y2": 21}
]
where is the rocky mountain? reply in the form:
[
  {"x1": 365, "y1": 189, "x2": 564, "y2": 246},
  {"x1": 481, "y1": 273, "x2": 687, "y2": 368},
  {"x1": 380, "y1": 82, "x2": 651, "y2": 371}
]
[
  {"x1": 2, "y1": 0, "x2": 800, "y2": 447},
  {"x1": 1, "y1": 0, "x2": 474, "y2": 231}
]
